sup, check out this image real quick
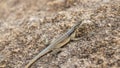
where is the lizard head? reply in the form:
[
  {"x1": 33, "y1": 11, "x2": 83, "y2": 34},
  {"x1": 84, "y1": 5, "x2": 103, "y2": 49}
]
[{"x1": 73, "y1": 19, "x2": 83, "y2": 29}]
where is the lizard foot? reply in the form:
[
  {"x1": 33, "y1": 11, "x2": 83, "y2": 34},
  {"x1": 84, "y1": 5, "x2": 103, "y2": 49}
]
[{"x1": 51, "y1": 48, "x2": 63, "y2": 57}]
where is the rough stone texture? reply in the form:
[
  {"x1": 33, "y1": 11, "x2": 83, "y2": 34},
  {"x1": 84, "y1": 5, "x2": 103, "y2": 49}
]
[{"x1": 0, "y1": 0, "x2": 120, "y2": 68}]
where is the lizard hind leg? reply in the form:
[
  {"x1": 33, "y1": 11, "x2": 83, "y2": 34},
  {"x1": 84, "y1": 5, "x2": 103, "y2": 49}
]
[
  {"x1": 42, "y1": 38, "x2": 50, "y2": 46},
  {"x1": 51, "y1": 48, "x2": 63, "y2": 57}
]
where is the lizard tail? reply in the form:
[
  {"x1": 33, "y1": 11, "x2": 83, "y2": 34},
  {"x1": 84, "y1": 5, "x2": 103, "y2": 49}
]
[{"x1": 25, "y1": 47, "x2": 51, "y2": 68}]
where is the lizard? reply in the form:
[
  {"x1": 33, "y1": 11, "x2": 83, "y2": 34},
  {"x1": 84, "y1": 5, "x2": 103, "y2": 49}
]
[{"x1": 25, "y1": 20, "x2": 83, "y2": 68}]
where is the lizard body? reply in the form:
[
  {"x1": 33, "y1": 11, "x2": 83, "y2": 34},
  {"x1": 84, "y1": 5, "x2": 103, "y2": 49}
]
[{"x1": 25, "y1": 20, "x2": 83, "y2": 68}]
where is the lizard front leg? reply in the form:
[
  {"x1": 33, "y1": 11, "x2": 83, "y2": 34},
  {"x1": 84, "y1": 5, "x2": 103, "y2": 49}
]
[{"x1": 70, "y1": 30, "x2": 80, "y2": 41}]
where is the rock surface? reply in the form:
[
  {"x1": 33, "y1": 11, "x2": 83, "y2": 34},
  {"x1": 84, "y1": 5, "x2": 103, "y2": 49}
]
[{"x1": 0, "y1": 0, "x2": 120, "y2": 68}]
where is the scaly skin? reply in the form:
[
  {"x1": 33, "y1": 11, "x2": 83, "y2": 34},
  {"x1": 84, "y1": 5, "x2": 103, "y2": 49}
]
[{"x1": 25, "y1": 20, "x2": 83, "y2": 68}]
